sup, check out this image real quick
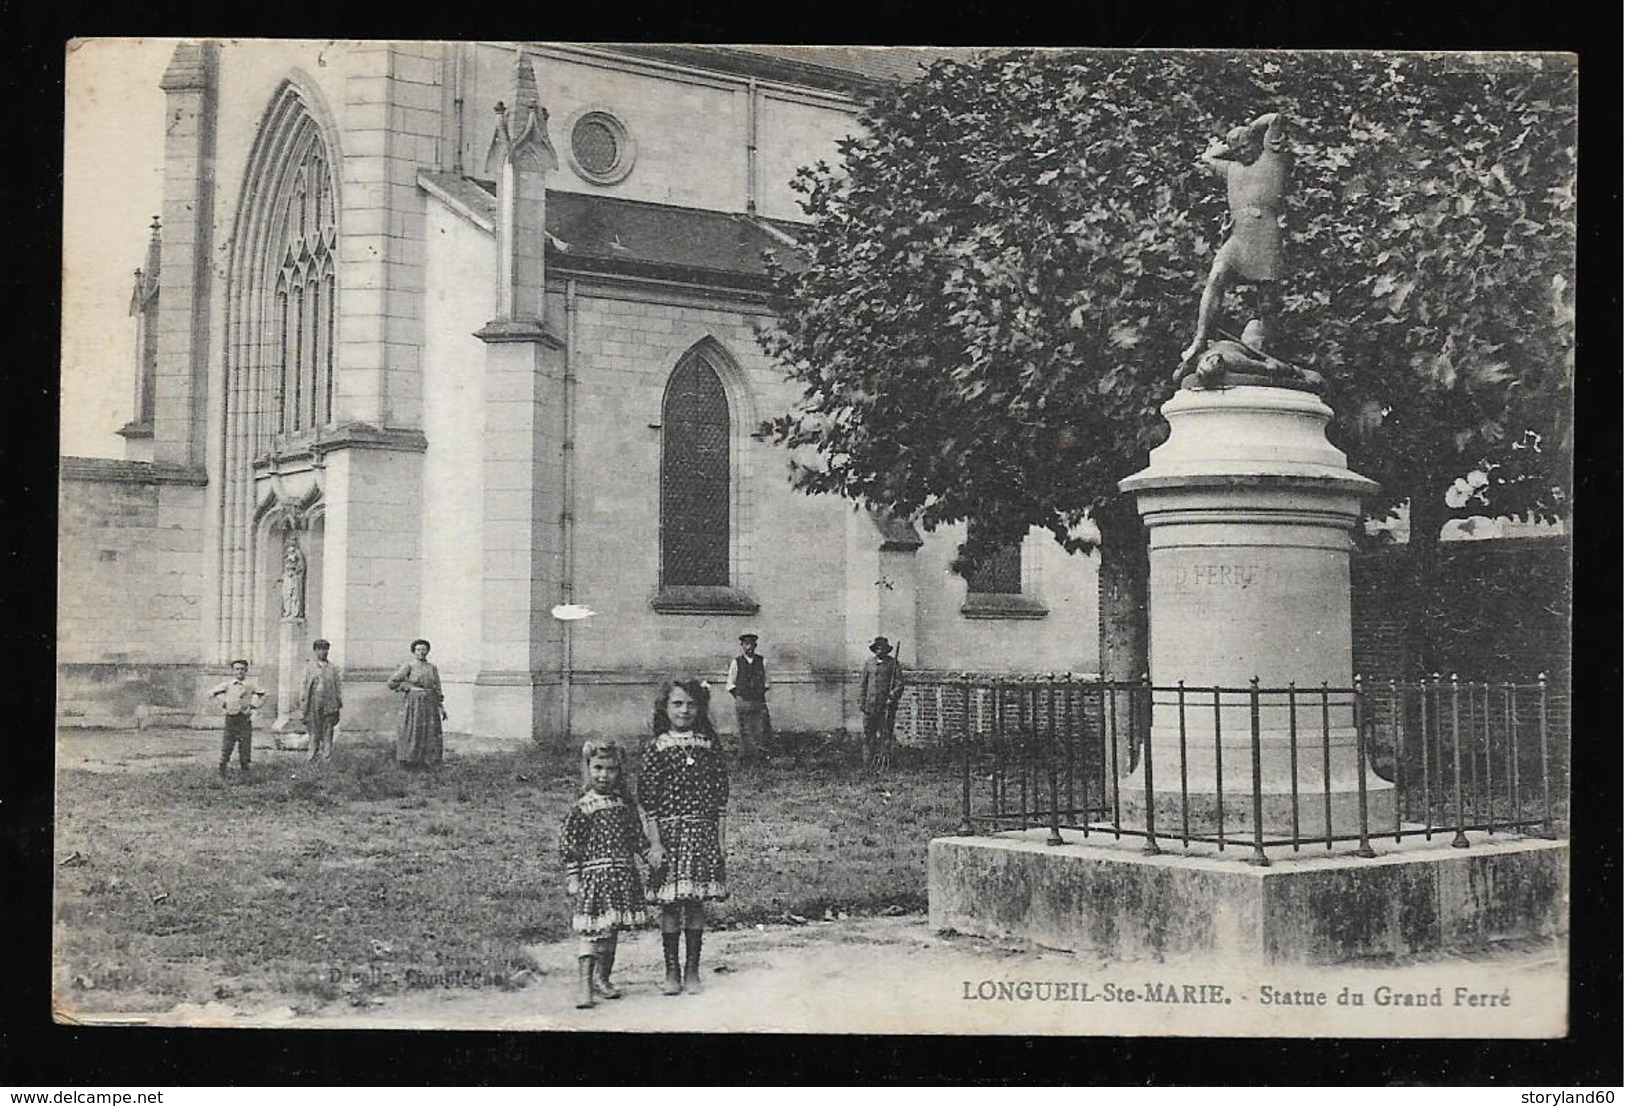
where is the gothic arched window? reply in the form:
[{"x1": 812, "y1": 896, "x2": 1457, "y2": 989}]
[
  {"x1": 218, "y1": 81, "x2": 341, "y2": 663},
  {"x1": 267, "y1": 138, "x2": 338, "y2": 441},
  {"x1": 660, "y1": 350, "x2": 730, "y2": 588},
  {"x1": 231, "y1": 88, "x2": 339, "y2": 455}
]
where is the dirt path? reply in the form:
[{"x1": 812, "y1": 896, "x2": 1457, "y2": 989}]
[
  {"x1": 57, "y1": 728, "x2": 228, "y2": 774},
  {"x1": 53, "y1": 729, "x2": 1568, "y2": 1038},
  {"x1": 55, "y1": 726, "x2": 562, "y2": 775},
  {"x1": 68, "y1": 916, "x2": 1566, "y2": 1038}
]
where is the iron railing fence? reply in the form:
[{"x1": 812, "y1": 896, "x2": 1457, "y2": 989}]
[{"x1": 899, "y1": 673, "x2": 1568, "y2": 865}]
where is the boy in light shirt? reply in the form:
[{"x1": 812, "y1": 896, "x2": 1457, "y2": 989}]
[{"x1": 208, "y1": 659, "x2": 267, "y2": 779}]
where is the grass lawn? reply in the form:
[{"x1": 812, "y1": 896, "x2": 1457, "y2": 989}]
[{"x1": 53, "y1": 739, "x2": 966, "y2": 1014}]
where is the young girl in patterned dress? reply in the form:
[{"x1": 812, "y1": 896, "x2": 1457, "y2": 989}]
[
  {"x1": 559, "y1": 739, "x2": 650, "y2": 1009},
  {"x1": 638, "y1": 678, "x2": 729, "y2": 995}
]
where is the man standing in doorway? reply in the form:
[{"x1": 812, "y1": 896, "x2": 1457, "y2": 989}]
[
  {"x1": 726, "y1": 632, "x2": 772, "y2": 762},
  {"x1": 299, "y1": 638, "x2": 344, "y2": 762},
  {"x1": 859, "y1": 636, "x2": 906, "y2": 771}
]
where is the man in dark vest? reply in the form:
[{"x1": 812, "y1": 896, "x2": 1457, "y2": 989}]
[
  {"x1": 726, "y1": 632, "x2": 772, "y2": 762},
  {"x1": 859, "y1": 636, "x2": 906, "y2": 771}
]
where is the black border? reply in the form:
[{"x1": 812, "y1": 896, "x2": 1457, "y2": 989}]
[{"x1": 9, "y1": 0, "x2": 1619, "y2": 1087}]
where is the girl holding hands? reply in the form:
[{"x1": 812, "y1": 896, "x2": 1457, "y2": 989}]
[
  {"x1": 559, "y1": 739, "x2": 650, "y2": 1008},
  {"x1": 638, "y1": 677, "x2": 730, "y2": 995}
]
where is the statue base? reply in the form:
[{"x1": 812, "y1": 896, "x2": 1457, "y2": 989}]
[
  {"x1": 1119, "y1": 383, "x2": 1383, "y2": 836},
  {"x1": 1181, "y1": 368, "x2": 1320, "y2": 393},
  {"x1": 929, "y1": 829, "x2": 1567, "y2": 964}
]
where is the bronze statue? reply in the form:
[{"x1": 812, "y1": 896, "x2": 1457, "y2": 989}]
[
  {"x1": 1179, "y1": 111, "x2": 1292, "y2": 376},
  {"x1": 1182, "y1": 319, "x2": 1324, "y2": 392}
]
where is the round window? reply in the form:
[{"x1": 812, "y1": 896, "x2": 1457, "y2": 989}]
[{"x1": 568, "y1": 111, "x2": 635, "y2": 185}]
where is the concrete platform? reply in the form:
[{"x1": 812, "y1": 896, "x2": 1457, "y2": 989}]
[{"x1": 928, "y1": 829, "x2": 1568, "y2": 964}]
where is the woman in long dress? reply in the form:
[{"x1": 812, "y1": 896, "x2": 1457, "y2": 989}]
[{"x1": 387, "y1": 638, "x2": 445, "y2": 768}]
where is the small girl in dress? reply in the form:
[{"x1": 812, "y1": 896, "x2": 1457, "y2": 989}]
[
  {"x1": 638, "y1": 677, "x2": 729, "y2": 995},
  {"x1": 559, "y1": 739, "x2": 650, "y2": 1009}
]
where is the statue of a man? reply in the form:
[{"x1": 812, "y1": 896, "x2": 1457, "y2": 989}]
[
  {"x1": 1182, "y1": 319, "x2": 1324, "y2": 392},
  {"x1": 1179, "y1": 111, "x2": 1292, "y2": 373},
  {"x1": 281, "y1": 538, "x2": 306, "y2": 621}
]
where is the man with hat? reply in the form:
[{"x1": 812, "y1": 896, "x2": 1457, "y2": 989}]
[
  {"x1": 297, "y1": 638, "x2": 344, "y2": 762},
  {"x1": 858, "y1": 636, "x2": 906, "y2": 770},
  {"x1": 726, "y1": 632, "x2": 772, "y2": 762}
]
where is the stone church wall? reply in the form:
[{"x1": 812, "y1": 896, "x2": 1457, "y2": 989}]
[
  {"x1": 58, "y1": 465, "x2": 210, "y2": 727},
  {"x1": 561, "y1": 287, "x2": 854, "y2": 740},
  {"x1": 756, "y1": 92, "x2": 862, "y2": 222},
  {"x1": 542, "y1": 286, "x2": 1105, "y2": 742},
  {"x1": 417, "y1": 196, "x2": 493, "y2": 725},
  {"x1": 455, "y1": 44, "x2": 862, "y2": 220},
  {"x1": 1351, "y1": 537, "x2": 1570, "y2": 682},
  {"x1": 914, "y1": 524, "x2": 1101, "y2": 677}
]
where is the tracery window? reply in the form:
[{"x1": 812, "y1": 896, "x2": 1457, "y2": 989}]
[
  {"x1": 660, "y1": 350, "x2": 730, "y2": 587},
  {"x1": 567, "y1": 109, "x2": 635, "y2": 185},
  {"x1": 266, "y1": 141, "x2": 338, "y2": 441}
]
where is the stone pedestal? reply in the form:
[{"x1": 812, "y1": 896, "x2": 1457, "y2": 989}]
[
  {"x1": 272, "y1": 617, "x2": 311, "y2": 750},
  {"x1": 929, "y1": 831, "x2": 1568, "y2": 964},
  {"x1": 926, "y1": 388, "x2": 1565, "y2": 968},
  {"x1": 1117, "y1": 385, "x2": 1389, "y2": 837}
]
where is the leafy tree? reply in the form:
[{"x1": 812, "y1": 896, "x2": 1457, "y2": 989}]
[{"x1": 758, "y1": 49, "x2": 1575, "y2": 681}]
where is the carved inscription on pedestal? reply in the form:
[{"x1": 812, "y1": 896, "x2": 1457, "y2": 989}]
[{"x1": 1170, "y1": 563, "x2": 1267, "y2": 591}]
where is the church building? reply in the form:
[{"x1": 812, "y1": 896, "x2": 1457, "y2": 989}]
[{"x1": 58, "y1": 42, "x2": 1102, "y2": 743}]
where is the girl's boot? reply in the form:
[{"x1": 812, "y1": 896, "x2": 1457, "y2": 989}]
[
  {"x1": 594, "y1": 938, "x2": 622, "y2": 999},
  {"x1": 575, "y1": 955, "x2": 597, "y2": 1009},
  {"x1": 683, "y1": 929, "x2": 705, "y2": 995},
  {"x1": 660, "y1": 932, "x2": 683, "y2": 995}
]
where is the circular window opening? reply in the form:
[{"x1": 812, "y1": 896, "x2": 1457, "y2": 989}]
[{"x1": 568, "y1": 111, "x2": 635, "y2": 185}]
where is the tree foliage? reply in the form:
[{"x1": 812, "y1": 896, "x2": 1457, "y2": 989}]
[{"x1": 757, "y1": 50, "x2": 1577, "y2": 567}]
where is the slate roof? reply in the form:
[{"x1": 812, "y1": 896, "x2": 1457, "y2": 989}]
[{"x1": 419, "y1": 171, "x2": 806, "y2": 288}]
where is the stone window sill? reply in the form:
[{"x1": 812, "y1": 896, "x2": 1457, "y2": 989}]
[
  {"x1": 651, "y1": 585, "x2": 760, "y2": 616},
  {"x1": 960, "y1": 593, "x2": 1049, "y2": 620}
]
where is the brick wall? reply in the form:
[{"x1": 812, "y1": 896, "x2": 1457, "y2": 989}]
[{"x1": 1351, "y1": 538, "x2": 1571, "y2": 681}]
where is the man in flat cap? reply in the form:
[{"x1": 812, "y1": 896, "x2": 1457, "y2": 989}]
[
  {"x1": 859, "y1": 636, "x2": 906, "y2": 771},
  {"x1": 298, "y1": 638, "x2": 343, "y2": 762},
  {"x1": 726, "y1": 632, "x2": 772, "y2": 762}
]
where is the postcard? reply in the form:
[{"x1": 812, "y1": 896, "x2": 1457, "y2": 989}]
[{"x1": 57, "y1": 39, "x2": 1573, "y2": 1038}]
